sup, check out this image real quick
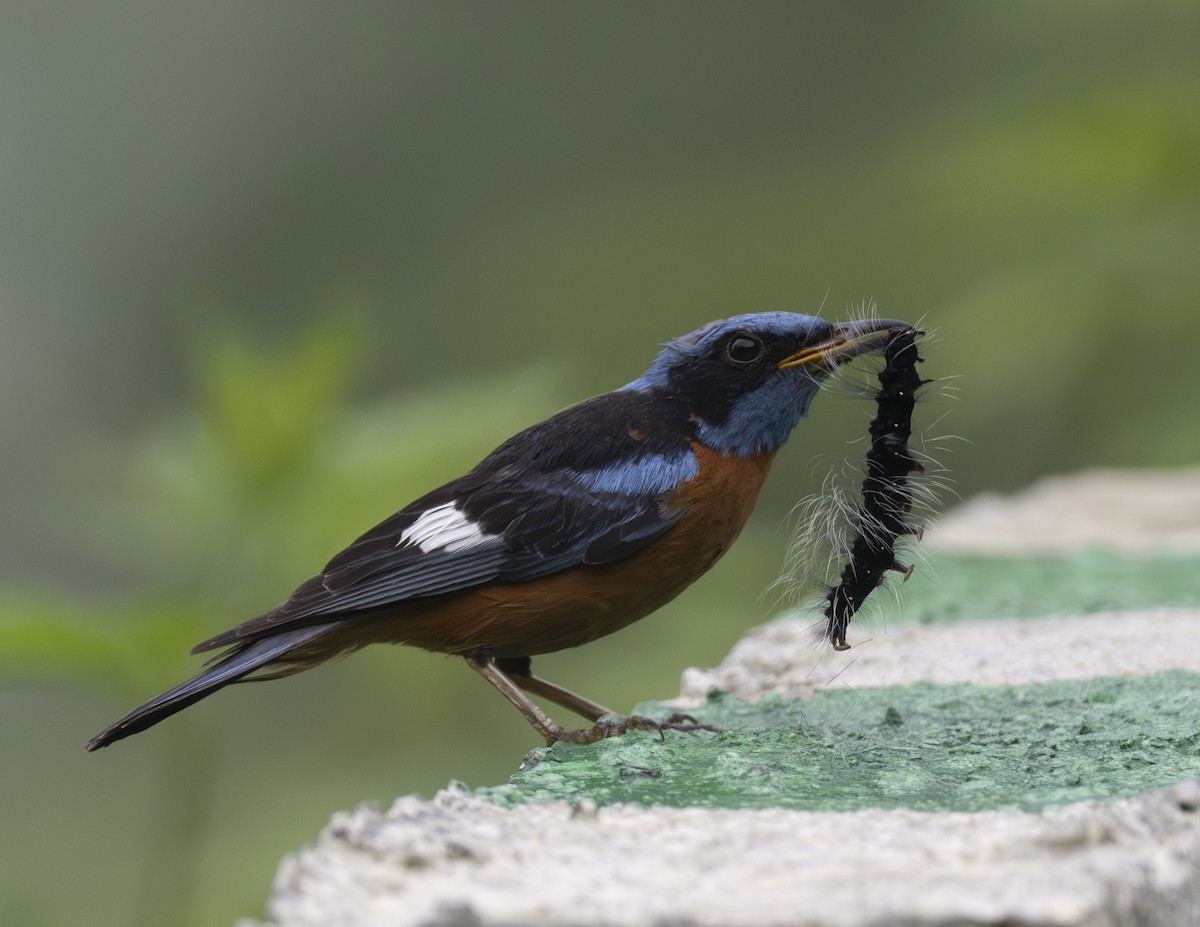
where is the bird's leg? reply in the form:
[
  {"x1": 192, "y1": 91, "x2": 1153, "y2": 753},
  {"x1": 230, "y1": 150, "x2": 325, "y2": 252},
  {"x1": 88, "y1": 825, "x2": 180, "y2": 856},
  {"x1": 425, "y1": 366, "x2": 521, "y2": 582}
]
[
  {"x1": 493, "y1": 656, "x2": 612, "y2": 721},
  {"x1": 467, "y1": 650, "x2": 658, "y2": 744},
  {"x1": 496, "y1": 657, "x2": 719, "y2": 736},
  {"x1": 465, "y1": 652, "x2": 565, "y2": 744},
  {"x1": 468, "y1": 652, "x2": 717, "y2": 744}
]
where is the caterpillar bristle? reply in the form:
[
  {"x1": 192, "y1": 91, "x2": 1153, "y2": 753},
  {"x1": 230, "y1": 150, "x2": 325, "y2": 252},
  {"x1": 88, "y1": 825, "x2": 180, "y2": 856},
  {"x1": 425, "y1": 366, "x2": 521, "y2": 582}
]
[
  {"x1": 772, "y1": 310, "x2": 953, "y2": 649},
  {"x1": 817, "y1": 325, "x2": 928, "y2": 648}
]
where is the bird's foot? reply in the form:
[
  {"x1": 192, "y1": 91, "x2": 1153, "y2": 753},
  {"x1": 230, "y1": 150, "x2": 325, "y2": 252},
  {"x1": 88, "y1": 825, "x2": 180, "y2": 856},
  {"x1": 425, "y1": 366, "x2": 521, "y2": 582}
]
[
  {"x1": 547, "y1": 714, "x2": 661, "y2": 744},
  {"x1": 658, "y1": 711, "x2": 720, "y2": 734},
  {"x1": 546, "y1": 712, "x2": 718, "y2": 745}
]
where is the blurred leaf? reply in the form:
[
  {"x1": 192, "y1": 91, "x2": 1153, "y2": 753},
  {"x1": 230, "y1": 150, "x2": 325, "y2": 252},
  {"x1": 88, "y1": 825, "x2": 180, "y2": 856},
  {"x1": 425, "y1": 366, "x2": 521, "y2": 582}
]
[
  {"x1": 0, "y1": 592, "x2": 209, "y2": 698},
  {"x1": 197, "y1": 313, "x2": 364, "y2": 502},
  {"x1": 3, "y1": 314, "x2": 565, "y2": 705}
]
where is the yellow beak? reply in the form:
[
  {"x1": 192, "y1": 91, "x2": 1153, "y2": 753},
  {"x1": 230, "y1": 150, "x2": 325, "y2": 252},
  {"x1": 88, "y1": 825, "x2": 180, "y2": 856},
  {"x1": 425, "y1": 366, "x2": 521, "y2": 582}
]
[{"x1": 778, "y1": 318, "x2": 909, "y2": 371}]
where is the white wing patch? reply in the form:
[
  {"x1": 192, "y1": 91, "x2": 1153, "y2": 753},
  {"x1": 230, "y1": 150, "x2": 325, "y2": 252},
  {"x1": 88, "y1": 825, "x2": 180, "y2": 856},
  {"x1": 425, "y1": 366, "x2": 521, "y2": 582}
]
[{"x1": 398, "y1": 502, "x2": 490, "y2": 554}]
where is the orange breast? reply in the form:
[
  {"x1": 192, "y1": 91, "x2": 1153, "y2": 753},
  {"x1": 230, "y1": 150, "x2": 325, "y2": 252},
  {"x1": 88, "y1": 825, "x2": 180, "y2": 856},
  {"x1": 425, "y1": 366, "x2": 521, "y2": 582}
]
[{"x1": 320, "y1": 445, "x2": 775, "y2": 659}]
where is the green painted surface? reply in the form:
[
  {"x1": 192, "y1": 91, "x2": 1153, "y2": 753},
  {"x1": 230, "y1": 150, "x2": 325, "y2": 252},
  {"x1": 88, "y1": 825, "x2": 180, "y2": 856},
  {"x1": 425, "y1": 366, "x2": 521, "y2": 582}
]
[
  {"x1": 885, "y1": 551, "x2": 1200, "y2": 624},
  {"x1": 475, "y1": 552, "x2": 1200, "y2": 813},
  {"x1": 478, "y1": 672, "x2": 1200, "y2": 812}
]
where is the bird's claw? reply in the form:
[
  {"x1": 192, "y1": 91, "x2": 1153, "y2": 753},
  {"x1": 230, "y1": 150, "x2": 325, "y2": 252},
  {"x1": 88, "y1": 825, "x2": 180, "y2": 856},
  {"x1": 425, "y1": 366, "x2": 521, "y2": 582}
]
[
  {"x1": 658, "y1": 711, "x2": 720, "y2": 734},
  {"x1": 547, "y1": 712, "x2": 718, "y2": 744}
]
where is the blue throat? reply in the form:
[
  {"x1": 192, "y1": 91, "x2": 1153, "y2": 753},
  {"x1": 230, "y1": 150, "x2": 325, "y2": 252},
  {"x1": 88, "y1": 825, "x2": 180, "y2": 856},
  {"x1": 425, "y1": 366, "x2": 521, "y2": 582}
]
[
  {"x1": 620, "y1": 371, "x2": 821, "y2": 459},
  {"x1": 694, "y1": 375, "x2": 819, "y2": 457}
]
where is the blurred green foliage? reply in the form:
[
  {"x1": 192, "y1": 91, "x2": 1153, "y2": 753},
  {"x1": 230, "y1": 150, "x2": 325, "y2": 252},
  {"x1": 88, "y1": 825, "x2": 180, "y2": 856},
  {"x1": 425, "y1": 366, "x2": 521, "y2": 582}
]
[
  {"x1": 2, "y1": 4, "x2": 1199, "y2": 927},
  {"x1": 199, "y1": 315, "x2": 362, "y2": 502}
]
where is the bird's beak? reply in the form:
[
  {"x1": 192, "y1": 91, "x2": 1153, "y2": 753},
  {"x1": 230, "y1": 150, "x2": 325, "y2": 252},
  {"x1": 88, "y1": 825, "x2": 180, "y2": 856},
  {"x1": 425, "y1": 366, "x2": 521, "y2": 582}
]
[{"x1": 778, "y1": 318, "x2": 909, "y2": 371}]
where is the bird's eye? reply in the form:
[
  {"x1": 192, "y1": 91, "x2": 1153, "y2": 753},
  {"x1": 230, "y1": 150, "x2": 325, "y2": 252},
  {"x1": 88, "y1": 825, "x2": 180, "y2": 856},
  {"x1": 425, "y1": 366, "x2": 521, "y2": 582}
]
[{"x1": 724, "y1": 334, "x2": 764, "y2": 365}]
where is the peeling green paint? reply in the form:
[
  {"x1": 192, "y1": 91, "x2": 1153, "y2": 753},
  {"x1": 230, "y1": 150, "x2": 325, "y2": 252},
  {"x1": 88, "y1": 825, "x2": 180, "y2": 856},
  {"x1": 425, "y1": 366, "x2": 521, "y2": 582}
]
[
  {"x1": 478, "y1": 672, "x2": 1200, "y2": 812},
  {"x1": 891, "y1": 551, "x2": 1200, "y2": 624}
]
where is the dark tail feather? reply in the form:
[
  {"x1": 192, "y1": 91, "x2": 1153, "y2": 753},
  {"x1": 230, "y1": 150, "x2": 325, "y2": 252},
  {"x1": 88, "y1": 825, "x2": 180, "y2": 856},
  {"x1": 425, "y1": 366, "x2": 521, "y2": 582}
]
[{"x1": 84, "y1": 623, "x2": 336, "y2": 751}]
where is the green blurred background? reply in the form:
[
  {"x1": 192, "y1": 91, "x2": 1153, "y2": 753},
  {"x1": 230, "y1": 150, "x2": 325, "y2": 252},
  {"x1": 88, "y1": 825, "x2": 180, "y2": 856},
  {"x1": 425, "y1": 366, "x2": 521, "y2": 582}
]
[{"x1": 2, "y1": 3, "x2": 1198, "y2": 925}]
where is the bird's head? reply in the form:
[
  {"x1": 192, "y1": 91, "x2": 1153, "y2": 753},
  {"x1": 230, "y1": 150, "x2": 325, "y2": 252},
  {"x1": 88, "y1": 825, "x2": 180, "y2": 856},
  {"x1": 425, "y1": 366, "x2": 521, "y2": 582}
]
[{"x1": 624, "y1": 311, "x2": 907, "y2": 457}]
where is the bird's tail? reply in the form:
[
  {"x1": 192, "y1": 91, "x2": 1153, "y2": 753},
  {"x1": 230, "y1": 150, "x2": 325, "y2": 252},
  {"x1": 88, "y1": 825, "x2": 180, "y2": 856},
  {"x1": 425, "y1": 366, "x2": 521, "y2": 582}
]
[{"x1": 84, "y1": 623, "x2": 337, "y2": 751}]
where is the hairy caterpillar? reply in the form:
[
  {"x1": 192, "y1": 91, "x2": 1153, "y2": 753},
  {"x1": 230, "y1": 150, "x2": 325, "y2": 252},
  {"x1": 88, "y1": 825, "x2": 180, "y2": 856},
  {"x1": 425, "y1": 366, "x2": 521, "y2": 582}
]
[{"x1": 824, "y1": 326, "x2": 928, "y2": 649}]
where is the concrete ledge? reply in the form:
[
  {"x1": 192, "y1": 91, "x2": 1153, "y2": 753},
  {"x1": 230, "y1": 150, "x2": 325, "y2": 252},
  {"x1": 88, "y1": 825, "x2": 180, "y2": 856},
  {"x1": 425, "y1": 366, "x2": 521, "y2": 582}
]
[
  {"x1": 250, "y1": 779, "x2": 1200, "y2": 927},
  {"x1": 924, "y1": 467, "x2": 1200, "y2": 555},
  {"x1": 677, "y1": 607, "x2": 1200, "y2": 701}
]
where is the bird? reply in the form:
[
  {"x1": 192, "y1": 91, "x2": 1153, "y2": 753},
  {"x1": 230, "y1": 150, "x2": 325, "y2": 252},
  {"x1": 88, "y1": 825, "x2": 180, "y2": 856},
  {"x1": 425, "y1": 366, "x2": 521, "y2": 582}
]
[{"x1": 85, "y1": 312, "x2": 906, "y2": 751}]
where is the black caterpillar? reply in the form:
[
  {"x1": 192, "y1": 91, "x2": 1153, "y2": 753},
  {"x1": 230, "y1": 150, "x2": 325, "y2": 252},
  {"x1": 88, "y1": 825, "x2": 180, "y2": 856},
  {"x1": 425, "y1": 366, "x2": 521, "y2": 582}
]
[{"x1": 824, "y1": 326, "x2": 928, "y2": 650}]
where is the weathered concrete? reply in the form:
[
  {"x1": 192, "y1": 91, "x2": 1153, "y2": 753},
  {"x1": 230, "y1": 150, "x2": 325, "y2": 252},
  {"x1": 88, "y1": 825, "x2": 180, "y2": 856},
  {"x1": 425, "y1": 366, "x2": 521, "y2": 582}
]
[
  {"x1": 677, "y1": 607, "x2": 1200, "y2": 703},
  {"x1": 250, "y1": 779, "x2": 1200, "y2": 927},
  {"x1": 925, "y1": 467, "x2": 1200, "y2": 555}
]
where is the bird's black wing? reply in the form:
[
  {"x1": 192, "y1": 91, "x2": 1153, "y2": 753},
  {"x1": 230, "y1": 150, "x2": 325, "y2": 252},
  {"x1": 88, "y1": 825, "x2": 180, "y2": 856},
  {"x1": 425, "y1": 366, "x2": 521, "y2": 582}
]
[{"x1": 193, "y1": 393, "x2": 698, "y2": 653}]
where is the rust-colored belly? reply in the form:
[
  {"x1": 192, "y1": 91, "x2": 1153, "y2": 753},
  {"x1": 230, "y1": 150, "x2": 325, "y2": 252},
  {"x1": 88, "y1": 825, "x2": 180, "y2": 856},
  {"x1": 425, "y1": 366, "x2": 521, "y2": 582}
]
[{"x1": 325, "y1": 446, "x2": 774, "y2": 658}]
